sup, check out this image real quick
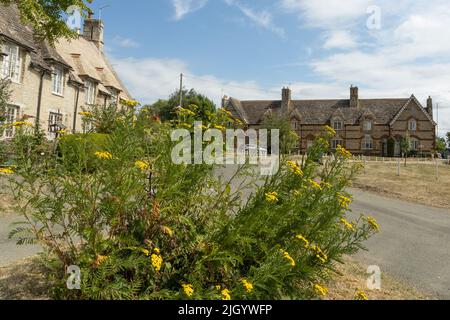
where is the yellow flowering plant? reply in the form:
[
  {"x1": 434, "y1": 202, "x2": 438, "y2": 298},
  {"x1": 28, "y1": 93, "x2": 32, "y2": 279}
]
[{"x1": 4, "y1": 99, "x2": 378, "y2": 301}]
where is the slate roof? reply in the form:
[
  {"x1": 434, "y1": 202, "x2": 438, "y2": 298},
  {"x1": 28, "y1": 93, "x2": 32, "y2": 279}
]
[
  {"x1": 226, "y1": 97, "x2": 411, "y2": 125},
  {"x1": 0, "y1": 4, "x2": 130, "y2": 98}
]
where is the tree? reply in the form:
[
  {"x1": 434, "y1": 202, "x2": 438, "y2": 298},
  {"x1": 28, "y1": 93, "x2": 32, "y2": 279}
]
[
  {"x1": 261, "y1": 114, "x2": 299, "y2": 154},
  {"x1": 149, "y1": 89, "x2": 216, "y2": 122},
  {"x1": 400, "y1": 133, "x2": 411, "y2": 166},
  {"x1": 446, "y1": 132, "x2": 450, "y2": 148},
  {"x1": 436, "y1": 137, "x2": 447, "y2": 153},
  {"x1": 0, "y1": 0, "x2": 92, "y2": 44}
]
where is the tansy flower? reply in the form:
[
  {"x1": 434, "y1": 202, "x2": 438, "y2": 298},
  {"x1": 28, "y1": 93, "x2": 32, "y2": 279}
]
[
  {"x1": 182, "y1": 284, "x2": 194, "y2": 297},
  {"x1": 94, "y1": 255, "x2": 108, "y2": 267},
  {"x1": 340, "y1": 218, "x2": 355, "y2": 231},
  {"x1": 308, "y1": 179, "x2": 322, "y2": 191},
  {"x1": 79, "y1": 111, "x2": 93, "y2": 117},
  {"x1": 215, "y1": 285, "x2": 221, "y2": 291},
  {"x1": 324, "y1": 125, "x2": 336, "y2": 136},
  {"x1": 179, "y1": 122, "x2": 192, "y2": 129},
  {"x1": 94, "y1": 151, "x2": 112, "y2": 160},
  {"x1": 213, "y1": 125, "x2": 226, "y2": 131},
  {"x1": 314, "y1": 284, "x2": 329, "y2": 297},
  {"x1": 153, "y1": 247, "x2": 160, "y2": 254},
  {"x1": 265, "y1": 192, "x2": 279, "y2": 203},
  {"x1": 311, "y1": 245, "x2": 328, "y2": 264},
  {"x1": 336, "y1": 145, "x2": 352, "y2": 159},
  {"x1": 355, "y1": 290, "x2": 369, "y2": 300},
  {"x1": 221, "y1": 288, "x2": 231, "y2": 300},
  {"x1": 241, "y1": 279, "x2": 253, "y2": 293},
  {"x1": 121, "y1": 99, "x2": 139, "y2": 108},
  {"x1": 337, "y1": 193, "x2": 352, "y2": 209},
  {"x1": 151, "y1": 252, "x2": 163, "y2": 272},
  {"x1": 287, "y1": 161, "x2": 304, "y2": 176},
  {"x1": 366, "y1": 216, "x2": 380, "y2": 232},
  {"x1": 219, "y1": 109, "x2": 232, "y2": 116},
  {"x1": 175, "y1": 107, "x2": 195, "y2": 117},
  {"x1": 141, "y1": 249, "x2": 150, "y2": 256},
  {"x1": 281, "y1": 249, "x2": 296, "y2": 267},
  {"x1": 296, "y1": 234, "x2": 310, "y2": 248},
  {"x1": 57, "y1": 129, "x2": 67, "y2": 135},
  {"x1": 161, "y1": 226, "x2": 174, "y2": 237},
  {"x1": 135, "y1": 160, "x2": 150, "y2": 171},
  {"x1": 13, "y1": 121, "x2": 33, "y2": 127},
  {"x1": 0, "y1": 167, "x2": 14, "y2": 175}
]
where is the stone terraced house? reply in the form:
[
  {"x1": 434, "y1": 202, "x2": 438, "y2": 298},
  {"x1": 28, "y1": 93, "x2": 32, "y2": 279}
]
[
  {"x1": 223, "y1": 86, "x2": 437, "y2": 156},
  {"x1": 0, "y1": 4, "x2": 131, "y2": 140}
]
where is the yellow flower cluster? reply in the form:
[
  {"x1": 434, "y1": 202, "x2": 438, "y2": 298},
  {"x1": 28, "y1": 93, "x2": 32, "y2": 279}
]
[
  {"x1": 161, "y1": 225, "x2": 174, "y2": 237},
  {"x1": 213, "y1": 124, "x2": 226, "y2": 131},
  {"x1": 337, "y1": 193, "x2": 352, "y2": 209},
  {"x1": 324, "y1": 125, "x2": 336, "y2": 136},
  {"x1": 287, "y1": 161, "x2": 304, "y2": 176},
  {"x1": 221, "y1": 288, "x2": 231, "y2": 300},
  {"x1": 355, "y1": 290, "x2": 369, "y2": 300},
  {"x1": 176, "y1": 107, "x2": 196, "y2": 117},
  {"x1": 340, "y1": 218, "x2": 355, "y2": 231},
  {"x1": 219, "y1": 108, "x2": 232, "y2": 117},
  {"x1": 13, "y1": 121, "x2": 33, "y2": 127},
  {"x1": 242, "y1": 279, "x2": 253, "y2": 293},
  {"x1": 135, "y1": 160, "x2": 150, "y2": 171},
  {"x1": 314, "y1": 284, "x2": 329, "y2": 297},
  {"x1": 308, "y1": 179, "x2": 322, "y2": 191},
  {"x1": 141, "y1": 248, "x2": 150, "y2": 256},
  {"x1": 122, "y1": 99, "x2": 139, "y2": 108},
  {"x1": 296, "y1": 234, "x2": 310, "y2": 249},
  {"x1": 182, "y1": 284, "x2": 194, "y2": 297},
  {"x1": 366, "y1": 216, "x2": 380, "y2": 232},
  {"x1": 281, "y1": 249, "x2": 296, "y2": 267},
  {"x1": 311, "y1": 245, "x2": 328, "y2": 264},
  {"x1": 336, "y1": 145, "x2": 352, "y2": 159},
  {"x1": 94, "y1": 151, "x2": 113, "y2": 160},
  {"x1": 0, "y1": 167, "x2": 14, "y2": 175},
  {"x1": 94, "y1": 255, "x2": 108, "y2": 267},
  {"x1": 57, "y1": 129, "x2": 67, "y2": 135},
  {"x1": 265, "y1": 191, "x2": 279, "y2": 203},
  {"x1": 79, "y1": 111, "x2": 93, "y2": 117},
  {"x1": 151, "y1": 248, "x2": 163, "y2": 272}
]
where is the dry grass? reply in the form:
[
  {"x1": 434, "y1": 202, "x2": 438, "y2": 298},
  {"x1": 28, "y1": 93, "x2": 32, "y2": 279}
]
[
  {"x1": 0, "y1": 257, "x2": 51, "y2": 300},
  {"x1": 327, "y1": 256, "x2": 431, "y2": 300},
  {"x1": 0, "y1": 177, "x2": 14, "y2": 217},
  {"x1": 354, "y1": 162, "x2": 450, "y2": 209}
]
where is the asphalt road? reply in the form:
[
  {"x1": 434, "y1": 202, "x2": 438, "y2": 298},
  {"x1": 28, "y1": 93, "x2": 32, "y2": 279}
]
[
  {"x1": 349, "y1": 188, "x2": 450, "y2": 299},
  {"x1": 1, "y1": 166, "x2": 449, "y2": 298}
]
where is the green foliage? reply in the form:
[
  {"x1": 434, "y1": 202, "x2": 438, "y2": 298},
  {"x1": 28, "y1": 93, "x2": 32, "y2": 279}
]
[
  {"x1": 436, "y1": 137, "x2": 447, "y2": 153},
  {"x1": 400, "y1": 133, "x2": 411, "y2": 157},
  {"x1": 79, "y1": 104, "x2": 129, "y2": 134},
  {"x1": 59, "y1": 133, "x2": 110, "y2": 172},
  {"x1": 150, "y1": 89, "x2": 216, "y2": 122},
  {"x1": 261, "y1": 114, "x2": 299, "y2": 154},
  {"x1": 0, "y1": 0, "x2": 92, "y2": 45},
  {"x1": 5, "y1": 106, "x2": 377, "y2": 300},
  {"x1": 446, "y1": 132, "x2": 450, "y2": 147}
]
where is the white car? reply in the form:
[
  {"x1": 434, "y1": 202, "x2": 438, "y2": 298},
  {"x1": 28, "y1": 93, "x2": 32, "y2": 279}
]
[{"x1": 238, "y1": 144, "x2": 268, "y2": 156}]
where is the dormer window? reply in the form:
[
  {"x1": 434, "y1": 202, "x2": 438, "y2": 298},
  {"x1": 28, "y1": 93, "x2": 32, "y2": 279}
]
[
  {"x1": 1, "y1": 43, "x2": 22, "y2": 83},
  {"x1": 291, "y1": 120, "x2": 299, "y2": 130},
  {"x1": 85, "y1": 80, "x2": 95, "y2": 105},
  {"x1": 363, "y1": 120, "x2": 373, "y2": 131},
  {"x1": 408, "y1": 119, "x2": 417, "y2": 131},
  {"x1": 52, "y1": 66, "x2": 64, "y2": 96},
  {"x1": 332, "y1": 120, "x2": 343, "y2": 131}
]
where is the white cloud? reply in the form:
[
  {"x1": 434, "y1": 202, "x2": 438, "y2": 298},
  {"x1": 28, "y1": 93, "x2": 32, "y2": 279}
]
[
  {"x1": 225, "y1": 0, "x2": 285, "y2": 38},
  {"x1": 172, "y1": 0, "x2": 208, "y2": 20},
  {"x1": 112, "y1": 36, "x2": 140, "y2": 49},
  {"x1": 323, "y1": 30, "x2": 357, "y2": 50}
]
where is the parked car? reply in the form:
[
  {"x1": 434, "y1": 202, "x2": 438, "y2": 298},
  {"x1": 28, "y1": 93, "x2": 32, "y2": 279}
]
[{"x1": 238, "y1": 144, "x2": 268, "y2": 157}]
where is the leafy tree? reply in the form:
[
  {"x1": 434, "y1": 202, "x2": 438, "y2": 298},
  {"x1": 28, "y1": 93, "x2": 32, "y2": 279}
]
[
  {"x1": 436, "y1": 137, "x2": 447, "y2": 153},
  {"x1": 150, "y1": 89, "x2": 216, "y2": 122},
  {"x1": 446, "y1": 132, "x2": 450, "y2": 148},
  {"x1": 400, "y1": 133, "x2": 411, "y2": 166},
  {"x1": 0, "y1": 0, "x2": 92, "y2": 44},
  {"x1": 262, "y1": 114, "x2": 299, "y2": 154}
]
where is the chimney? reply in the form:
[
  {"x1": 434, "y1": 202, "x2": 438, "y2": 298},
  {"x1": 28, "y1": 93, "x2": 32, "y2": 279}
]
[
  {"x1": 83, "y1": 13, "x2": 104, "y2": 51},
  {"x1": 426, "y1": 96, "x2": 433, "y2": 118},
  {"x1": 350, "y1": 85, "x2": 359, "y2": 108},
  {"x1": 221, "y1": 95, "x2": 229, "y2": 108},
  {"x1": 281, "y1": 87, "x2": 292, "y2": 115}
]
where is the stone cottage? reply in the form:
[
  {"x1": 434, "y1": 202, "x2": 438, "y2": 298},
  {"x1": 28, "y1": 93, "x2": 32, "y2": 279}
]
[
  {"x1": 0, "y1": 4, "x2": 131, "y2": 139},
  {"x1": 223, "y1": 86, "x2": 437, "y2": 156}
]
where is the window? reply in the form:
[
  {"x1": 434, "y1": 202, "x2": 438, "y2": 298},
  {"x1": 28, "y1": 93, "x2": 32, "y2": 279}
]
[
  {"x1": 361, "y1": 135, "x2": 373, "y2": 150},
  {"x1": 333, "y1": 120, "x2": 343, "y2": 131},
  {"x1": 85, "y1": 80, "x2": 95, "y2": 105},
  {"x1": 1, "y1": 44, "x2": 22, "y2": 83},
  {"x1": 410, "y1": 138, "x2": 420, "y2": 151},
  {"x1": 0, "y1": 105, "x2": 19, "y2": 138},
  {"x1": 48, "y1": 112, "x2": 63, "y2": 133},
  {"x1": 291, "y1": 120, "x2": 299, "y2": 130},
  {"x1": 363, "y1": 120, "x2": 373, "y2": 131},
  {"x1": 52, "y1": 67, "x2": 64, "y2": 95},
  {"x1": 331, "y1": 139, "x2": 343, "y2": 149},
  {"x1": 408, "y1": 119, "x2": 417, "y2": 131}
]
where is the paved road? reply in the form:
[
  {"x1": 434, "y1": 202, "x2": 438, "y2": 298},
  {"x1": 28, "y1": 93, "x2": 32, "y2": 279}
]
[{"x1": 349, "y1": 188, "x2": 450, "y2": 299}]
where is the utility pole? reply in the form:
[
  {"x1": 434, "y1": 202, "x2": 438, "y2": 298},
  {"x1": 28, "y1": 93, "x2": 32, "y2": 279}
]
[{"x1": 179, "y1": 73, "x2": 183, "y2": 108}]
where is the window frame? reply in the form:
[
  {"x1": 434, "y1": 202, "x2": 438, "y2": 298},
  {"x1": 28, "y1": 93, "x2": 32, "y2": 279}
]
[
  {"x1": 363, "y1": 120, "x2": 373, "y2": 131},
  {"x1": 52, "y1": 66, "x2": 65, "y2": 96},
  {"x1": 332, "y1": 120, "x2": 343, "y2": 131},
  {"x1": 408, "y1": 119, "x2": 417, "y2": 131},
  {"x1": 410, "y1": 138, "x2": 420, "y2": 151},
  {"x1": 85, "y1": 80, "x2": 96, "y2": 105},
  {"x1": 48, "y1": 111, "x2": 63, "y2": 133},
  {"x1": 361, "y1": 135, "x2": 373, "y2": 150},
  {"x1": 1, "y1": 43, "x2": 22, "y2": 83},
  {"x1": 0, "y1": 105, "x2": 20, "y2": 139},
  {"x1": 331, "y1": 138, "x2": 343, "y2": 149}
]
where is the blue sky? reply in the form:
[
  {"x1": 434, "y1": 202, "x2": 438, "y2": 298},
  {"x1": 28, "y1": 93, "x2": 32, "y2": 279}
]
[{"x1": 86, "y1": 0, "x2": 450, "y2": 135}]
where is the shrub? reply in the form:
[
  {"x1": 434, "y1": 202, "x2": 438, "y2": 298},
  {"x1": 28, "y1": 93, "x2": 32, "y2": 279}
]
[
  {"x1": 5, "y1": 105, "x2": 378, "y2": 300},
  {"x1": 58, "y1": 133, "x2": 110, "y2": 172}
]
